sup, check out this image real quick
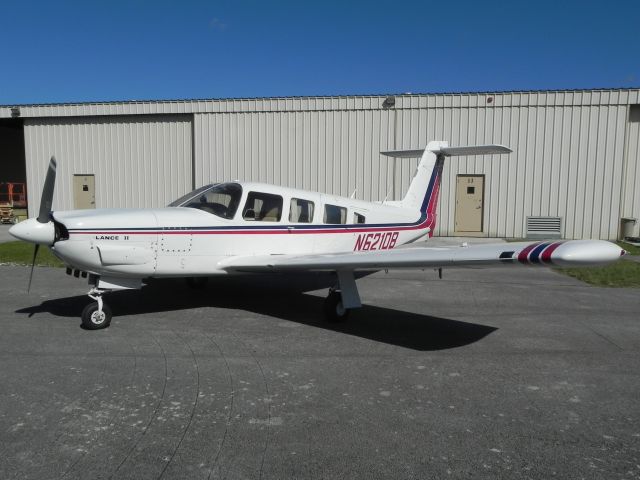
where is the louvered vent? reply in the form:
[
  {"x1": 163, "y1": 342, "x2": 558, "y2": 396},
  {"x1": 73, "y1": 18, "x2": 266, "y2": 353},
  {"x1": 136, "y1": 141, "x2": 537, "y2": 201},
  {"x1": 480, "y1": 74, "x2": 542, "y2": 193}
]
[{"x1": 526, "y1": 216, "x2": 562, "y2": 239}]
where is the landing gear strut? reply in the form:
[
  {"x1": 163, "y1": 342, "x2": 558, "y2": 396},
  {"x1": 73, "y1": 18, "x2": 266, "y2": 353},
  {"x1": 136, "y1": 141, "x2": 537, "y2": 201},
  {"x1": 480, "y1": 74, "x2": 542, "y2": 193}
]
[{"x1": 82, "y1": 287, "x2": 112, "y2": 330}]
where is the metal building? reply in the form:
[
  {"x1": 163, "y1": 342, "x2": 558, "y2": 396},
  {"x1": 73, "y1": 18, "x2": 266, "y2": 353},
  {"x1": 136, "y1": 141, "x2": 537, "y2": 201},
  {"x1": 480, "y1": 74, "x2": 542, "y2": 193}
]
[{"x1": 1, "y1": 88, "x2": 639, "y2": 240}]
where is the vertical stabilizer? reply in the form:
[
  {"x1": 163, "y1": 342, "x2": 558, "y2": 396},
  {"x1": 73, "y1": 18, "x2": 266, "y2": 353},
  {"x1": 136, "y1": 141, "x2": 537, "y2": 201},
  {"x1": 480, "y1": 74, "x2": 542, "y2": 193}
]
[
  {"x1": 403, "y1": 140, "x2": 448, "y2": 214},
  {"x1": 381, "y1": 142, "x2": 511, "y2": 233},
  {"x1": 382, "y1": 140, "x2": 448, "y2": 214}
]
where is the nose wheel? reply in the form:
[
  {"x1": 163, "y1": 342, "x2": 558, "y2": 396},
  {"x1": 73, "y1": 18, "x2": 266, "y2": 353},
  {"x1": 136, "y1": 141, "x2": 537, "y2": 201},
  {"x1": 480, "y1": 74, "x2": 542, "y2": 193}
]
[{"x1": 82, "y1": 288, "x2": 112, "y2": 330}]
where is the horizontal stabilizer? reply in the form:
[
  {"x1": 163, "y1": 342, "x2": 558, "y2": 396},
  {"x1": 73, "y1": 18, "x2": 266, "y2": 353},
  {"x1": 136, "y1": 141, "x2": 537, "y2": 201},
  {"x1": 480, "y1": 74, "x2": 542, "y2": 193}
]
[
  {"x1": 438, "y1": 144, "x2": 512, "y2": 156},
  {"x1": 381, "y1": 144, "x2": 511, "y2": 158},
  {"x1": 381, "y1": 149, "x2": 424, "y2": 158}
]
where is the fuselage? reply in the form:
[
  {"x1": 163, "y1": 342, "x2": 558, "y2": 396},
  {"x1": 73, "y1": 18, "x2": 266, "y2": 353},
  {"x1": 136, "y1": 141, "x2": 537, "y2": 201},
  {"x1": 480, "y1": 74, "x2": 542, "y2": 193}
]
[{"x1": 50, "y1": 181, "x2": 433, "y2": 278}]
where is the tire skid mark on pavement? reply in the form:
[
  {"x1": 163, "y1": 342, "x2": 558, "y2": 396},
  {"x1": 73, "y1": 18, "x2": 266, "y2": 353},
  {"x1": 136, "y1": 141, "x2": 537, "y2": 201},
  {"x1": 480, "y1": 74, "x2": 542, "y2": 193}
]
[
  {"x1": 244, "y1": 343, "x2": 272, "y2": 480},
  {"x1": 107, "y1": 333, "x2": 169, "y2": 479},
  {"x1": 5, "y1": 338, "x2": 115, "y2": 480},
  {"x1": 205, "y1": 332, "x2": 235, "y2": 480},
  {"x1": 255, "y1": 356, "x2": 272, "y2": 480},
  {"x1": 58, "y1": 333, "x2": 140, "y2": 480},
  {"x1": 228, "y1": 330, "x2": 273, "y2": 480},
  {"x1": 110, "y1": 326, "x2": 194, "y2": 479},
  {"x1": 156, "y1": 330, "x2": 201, "y2": 480}
]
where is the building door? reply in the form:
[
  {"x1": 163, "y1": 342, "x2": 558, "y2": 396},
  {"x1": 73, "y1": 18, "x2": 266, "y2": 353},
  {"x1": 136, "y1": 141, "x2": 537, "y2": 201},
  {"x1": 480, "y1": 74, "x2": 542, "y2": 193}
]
[
  {"x1": 73, "y1": 175, "x2": 95, "y2": 209},
  {"x1": 454, "y1": 175, "x2": 484, "y2": 233}
]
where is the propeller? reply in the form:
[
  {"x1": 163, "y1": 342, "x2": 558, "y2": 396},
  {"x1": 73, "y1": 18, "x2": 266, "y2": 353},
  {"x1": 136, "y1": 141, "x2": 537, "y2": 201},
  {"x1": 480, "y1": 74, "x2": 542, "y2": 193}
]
[
  {"x1": 38, "y1": 156, "x2": 57, "y2": 223},
  {"x1": 26, "y1": 156, "x2": 57, "y2": 292},
  {"x1": 27, "y1": 244, "x2": 40, "y2": 293}
]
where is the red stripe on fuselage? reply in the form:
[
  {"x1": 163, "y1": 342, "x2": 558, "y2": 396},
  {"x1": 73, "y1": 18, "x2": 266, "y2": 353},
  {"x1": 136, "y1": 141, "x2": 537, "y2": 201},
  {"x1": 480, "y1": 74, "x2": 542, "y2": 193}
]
[
  {"x1": 69, "y1": 218, "x2": 432, "y2": 237},
  {"x1": 426, "y1": 174, "x2": 441, "y2": 216}
]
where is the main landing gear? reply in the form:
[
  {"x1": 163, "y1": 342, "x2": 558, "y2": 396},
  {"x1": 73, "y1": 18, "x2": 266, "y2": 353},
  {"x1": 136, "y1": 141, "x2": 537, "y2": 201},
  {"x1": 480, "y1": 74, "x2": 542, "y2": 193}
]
[
  {"x1": 82, "y1": 287, "x2": 112, "y2": 330},
  {"x1": 323, "y1": 288, "x2": 349, "y2": 322},
  {"x1": 323, "y1": 271, "x2": 362, "y2": 323}
]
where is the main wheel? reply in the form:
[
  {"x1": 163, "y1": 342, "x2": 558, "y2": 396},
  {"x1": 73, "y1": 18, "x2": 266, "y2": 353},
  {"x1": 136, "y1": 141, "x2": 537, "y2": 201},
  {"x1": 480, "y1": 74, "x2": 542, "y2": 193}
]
[
  {"x1": 186, "y1": 277, "x2": 208, "y2": 289},
  {"x1": 81, "y1": 303, "x2": 112, "y2": 330},
  {"x1": 323, "y1": 290, "x2": 349, "y2": 323}
]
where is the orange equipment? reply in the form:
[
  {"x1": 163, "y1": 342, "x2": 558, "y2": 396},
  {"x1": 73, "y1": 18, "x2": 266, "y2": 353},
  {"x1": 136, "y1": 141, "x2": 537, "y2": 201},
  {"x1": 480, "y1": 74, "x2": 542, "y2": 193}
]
[{"x1": 0, "y1": 182, "x2": 27, "y2": 224}]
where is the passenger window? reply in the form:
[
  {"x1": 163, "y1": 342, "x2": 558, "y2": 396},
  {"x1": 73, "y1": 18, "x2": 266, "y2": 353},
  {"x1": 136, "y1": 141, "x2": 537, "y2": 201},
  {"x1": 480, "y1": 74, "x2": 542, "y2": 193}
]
[
  {"x1": 289, "y1": 198, "x2": 315, "y2": 223},
  {"x1": 324, "y1": 204, "x2": 347, "y2": 224},
  {"x1": 354, "y1": 213, "x2": 366, "y2": 224},
  {"x1": 243, "y1": 192, "x2": 283, "y2": 222}
]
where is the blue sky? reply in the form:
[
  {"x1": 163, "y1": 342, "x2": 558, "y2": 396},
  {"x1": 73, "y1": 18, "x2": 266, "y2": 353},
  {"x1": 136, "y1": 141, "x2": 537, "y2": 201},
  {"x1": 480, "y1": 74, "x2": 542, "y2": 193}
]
[{"x1": 1, "y1": 0, "x2": 638, "y2": 104}]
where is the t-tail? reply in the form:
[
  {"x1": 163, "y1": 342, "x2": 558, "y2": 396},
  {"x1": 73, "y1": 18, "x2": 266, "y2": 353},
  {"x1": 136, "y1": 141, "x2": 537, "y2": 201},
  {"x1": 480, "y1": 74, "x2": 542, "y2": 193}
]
[{"x1": 382, "y1": 141, "x2": 512, "y2": 235}]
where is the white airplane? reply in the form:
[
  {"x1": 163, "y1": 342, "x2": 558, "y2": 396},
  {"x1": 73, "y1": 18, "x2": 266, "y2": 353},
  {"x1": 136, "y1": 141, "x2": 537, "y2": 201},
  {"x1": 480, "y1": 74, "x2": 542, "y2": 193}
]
[{"x1": 10, "y1": 140, "x2": 625, "y2": 330}]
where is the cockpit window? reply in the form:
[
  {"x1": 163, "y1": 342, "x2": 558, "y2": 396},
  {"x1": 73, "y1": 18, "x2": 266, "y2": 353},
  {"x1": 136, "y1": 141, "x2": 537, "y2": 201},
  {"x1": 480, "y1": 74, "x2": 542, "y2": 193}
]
[
  {"x1": 168, "y1": 184, "x2": 211, "y2": 207},
  {"x1": 169, "y1": 183, "x2": 243, "y2": 219}
]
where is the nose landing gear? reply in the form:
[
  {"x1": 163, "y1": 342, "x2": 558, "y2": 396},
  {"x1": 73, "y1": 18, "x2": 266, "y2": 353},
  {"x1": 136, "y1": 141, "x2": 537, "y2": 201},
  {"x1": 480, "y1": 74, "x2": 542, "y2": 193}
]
[
  {"x1": 82, "y1": 287, "x2": 112, "y2": 330},
  {"x1": 79, "y1": 276, "x2": 141, "y2": 330}
]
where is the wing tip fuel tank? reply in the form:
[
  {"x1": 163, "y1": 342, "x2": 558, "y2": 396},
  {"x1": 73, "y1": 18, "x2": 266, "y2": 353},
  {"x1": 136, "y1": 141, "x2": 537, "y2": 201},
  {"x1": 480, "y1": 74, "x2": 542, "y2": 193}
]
[
  {"x1": 548, "y1": 240, "x2": 626, "y2": 267},
  {"x1": 515, "y1": 240, "x2": 625, "y2": 267}
]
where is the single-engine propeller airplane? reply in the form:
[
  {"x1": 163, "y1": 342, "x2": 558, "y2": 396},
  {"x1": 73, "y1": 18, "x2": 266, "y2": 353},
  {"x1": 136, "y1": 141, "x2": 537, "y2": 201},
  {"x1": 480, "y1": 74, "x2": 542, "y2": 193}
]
[{"x1": 10, "y1": 140, "x2": 625, "y2": 330}]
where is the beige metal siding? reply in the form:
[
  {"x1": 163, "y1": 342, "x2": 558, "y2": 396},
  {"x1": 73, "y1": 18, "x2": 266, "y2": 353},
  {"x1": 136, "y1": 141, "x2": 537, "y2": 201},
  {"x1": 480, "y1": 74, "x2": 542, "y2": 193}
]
[
  {"x1": 192, "y1": 94, "x2": 636, "y2": 239},
  {"x1": 14, "y1": 90, "x2": 640, "y2": 240},
  {"x1": 24, "y1": 115, "x2": 192, "y2": 217},
  {"x1": 622, "y1": 106, "x2": 640, "y2": 237},
  {"x1": 193, "y1": 109, "x2": 397, "y2": 204},
  {"x1": 434, "y1": 102, "x2": 629, "y2": 239}
]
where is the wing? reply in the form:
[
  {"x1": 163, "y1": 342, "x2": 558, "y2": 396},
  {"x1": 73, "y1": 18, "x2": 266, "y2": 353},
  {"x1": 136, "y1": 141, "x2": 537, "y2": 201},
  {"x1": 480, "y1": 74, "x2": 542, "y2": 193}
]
[{"x1": 218, "y1": 240, "x2": 624, "y2": 273}]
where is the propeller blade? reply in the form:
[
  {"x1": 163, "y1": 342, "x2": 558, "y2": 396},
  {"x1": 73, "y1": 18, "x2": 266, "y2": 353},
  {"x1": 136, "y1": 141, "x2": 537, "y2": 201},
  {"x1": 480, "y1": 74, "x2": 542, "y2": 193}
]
[
  {"x1": 27, "y1": 244, "x2": 40, "y2": 293},
  {"x1": 37, "y1": 156, "x2": 57, "y2": 224}
]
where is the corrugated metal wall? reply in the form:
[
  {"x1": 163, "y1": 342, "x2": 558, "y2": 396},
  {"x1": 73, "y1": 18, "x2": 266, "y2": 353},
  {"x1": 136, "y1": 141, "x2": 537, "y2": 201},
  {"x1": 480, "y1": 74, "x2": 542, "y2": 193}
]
[
  {"x1": 24, "y1": 115, "x2": 192, "y2": 218},
  {"x1": 193, "y1": 110, "x2": 396, "y2": 206},
  {"x1": 434, "y1": 102, "x2": 630, "y2": 239},
  {"x1": 622, "y1": 106, "x2": 640, "y2": 234},
  {"x1": 192, "y1": 92, "x2": 639, "y2": 239},
  {"x1": 15, "y1": 90, "x2": 640, "y2": 240}
]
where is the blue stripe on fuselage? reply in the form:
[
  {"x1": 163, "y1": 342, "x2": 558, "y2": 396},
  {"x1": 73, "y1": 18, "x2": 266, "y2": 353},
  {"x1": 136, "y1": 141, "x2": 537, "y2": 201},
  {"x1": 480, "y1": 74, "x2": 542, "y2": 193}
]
[
  {"x1": 66, "y1": 213, "x2": 429, "y2": 233},
  {"x1": 419, "y1": 155, "x2": 445, "y2": 213}
]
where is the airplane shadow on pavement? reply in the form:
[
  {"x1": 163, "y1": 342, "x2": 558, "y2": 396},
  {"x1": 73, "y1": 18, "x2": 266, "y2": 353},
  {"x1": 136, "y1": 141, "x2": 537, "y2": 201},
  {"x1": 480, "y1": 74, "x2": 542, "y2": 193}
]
[{"x1": 16, "y1": 274, "x2": 497, "y2": 351}]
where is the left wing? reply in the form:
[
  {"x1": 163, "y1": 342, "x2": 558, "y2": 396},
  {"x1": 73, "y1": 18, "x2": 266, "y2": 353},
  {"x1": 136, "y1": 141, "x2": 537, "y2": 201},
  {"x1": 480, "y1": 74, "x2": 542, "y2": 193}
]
[{"x1": 218, "y1": 240, "x2": 624, "y2": 273}]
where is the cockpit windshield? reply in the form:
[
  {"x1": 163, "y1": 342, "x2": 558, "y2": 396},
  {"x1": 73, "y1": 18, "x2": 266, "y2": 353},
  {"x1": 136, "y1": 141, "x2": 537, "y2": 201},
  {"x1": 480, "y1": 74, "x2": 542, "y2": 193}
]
[{"x1": 168, "y1": 183, "x2": 243, "y2": 219}]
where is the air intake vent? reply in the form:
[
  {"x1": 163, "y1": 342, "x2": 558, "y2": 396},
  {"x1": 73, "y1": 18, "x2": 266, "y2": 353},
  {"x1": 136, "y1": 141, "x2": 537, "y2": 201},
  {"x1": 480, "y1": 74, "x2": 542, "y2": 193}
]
[{"x1": 526, "y1": 216, "x2": 562, "y2": 239}]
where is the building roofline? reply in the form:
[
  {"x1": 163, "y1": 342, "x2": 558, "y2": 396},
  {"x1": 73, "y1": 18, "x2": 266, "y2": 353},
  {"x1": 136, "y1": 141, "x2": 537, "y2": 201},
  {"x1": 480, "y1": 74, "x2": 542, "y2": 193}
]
[{"x1": 2, "y1": 87, "x2": 640, "y2": 109}]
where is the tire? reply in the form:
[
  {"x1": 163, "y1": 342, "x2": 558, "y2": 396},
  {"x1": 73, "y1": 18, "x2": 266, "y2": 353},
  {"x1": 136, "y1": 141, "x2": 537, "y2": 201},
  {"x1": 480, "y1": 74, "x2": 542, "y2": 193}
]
[
  {"x1": 81, "y1": 303, "x2": 112, "y2": 330},
  {"x1": 323, "y1": 290, "x2": 349, "y2": 323},
  {"x1": 186, "y1": 277, "x2": 208, "y2": 289}
]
